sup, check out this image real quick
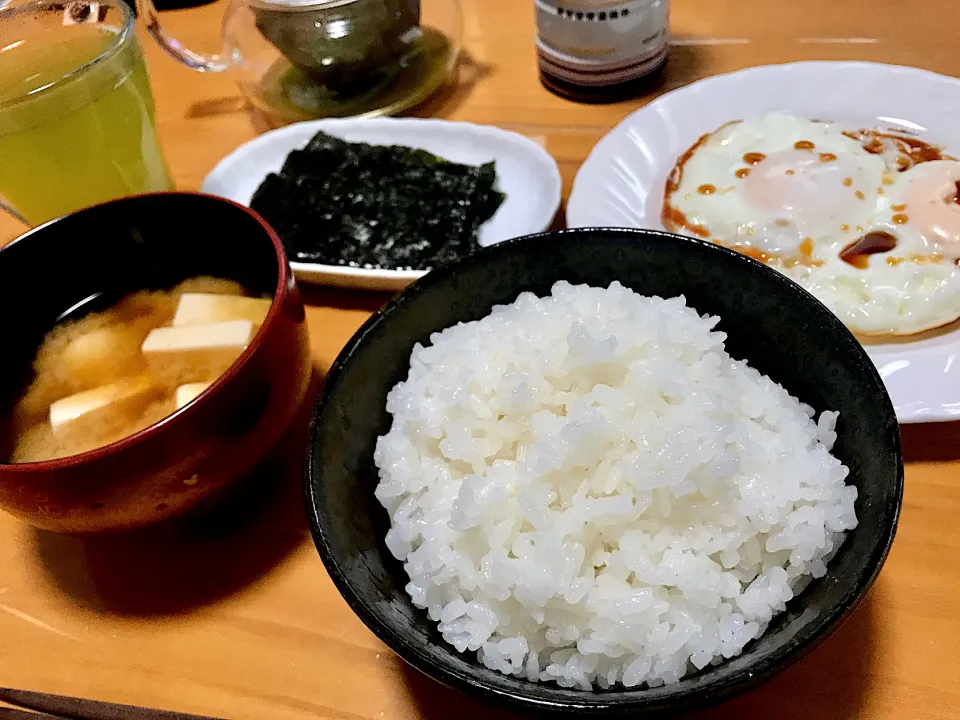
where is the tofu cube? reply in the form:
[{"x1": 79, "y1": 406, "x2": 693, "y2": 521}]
[
  {"x1": 141, "y1": 319, "x2": 255, "y2": 386},
  {"x1": 50, "y1": 377, "x2": 158, "y2": 439},
  {"x1": 172, "y1": 293, "x2": 270, "y2": 328},
  {"x1": 175, "y1": 381, "x2": 213, "y2": 409}
]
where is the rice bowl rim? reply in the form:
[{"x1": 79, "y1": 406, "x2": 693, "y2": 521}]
[{"x1": 304, "y1": 227, "x2": 903, "y2": 714}]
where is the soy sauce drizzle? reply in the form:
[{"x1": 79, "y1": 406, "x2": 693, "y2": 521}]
[
  {"x1": 843, "y1": 129, "x2": 950, "y2": 170},
  {"x1": 840, "y1": 231, "x2": 899, "y2": 269}
]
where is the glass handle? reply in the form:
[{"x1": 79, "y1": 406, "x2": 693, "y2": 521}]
[
  {"x1": 135, "y1": 0, "x2": 229, "y2": 72},
  {"x1": 0, "y1": 198, "x2": 28, "y2": 226}
]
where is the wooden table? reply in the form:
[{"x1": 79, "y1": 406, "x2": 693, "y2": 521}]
[{"x1": 3, "y1": 1, "x2": 960, "y2": 718}]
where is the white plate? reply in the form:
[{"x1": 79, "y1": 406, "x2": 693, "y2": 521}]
[
  {"x1": 202, "y1": 118, "x2": 562, "y2": 292},
  {"x1": 568, "y1": 61, "x2": 960, "y2": 424}
]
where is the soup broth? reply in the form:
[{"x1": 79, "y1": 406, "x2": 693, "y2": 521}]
[{"x1": 10, "y1": 277, "x2": 270, "y2": 463}]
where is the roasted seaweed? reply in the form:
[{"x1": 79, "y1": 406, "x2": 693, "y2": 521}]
[{"x1": 250, "y1": 131, "x2": 506, "y2": 271}]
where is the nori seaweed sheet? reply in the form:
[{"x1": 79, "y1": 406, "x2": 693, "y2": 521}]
[{"x1": 249, "y1": 131, "x2": 506, "y2": 271}]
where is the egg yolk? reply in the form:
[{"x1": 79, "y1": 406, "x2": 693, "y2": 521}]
[
  {"x1": 741, "y1": 149, "x2": 873, "y2": 233},
  {"x1": 904, "y1": 164, "x2": 960, "y2": 255}
]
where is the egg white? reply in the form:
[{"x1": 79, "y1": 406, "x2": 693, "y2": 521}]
[{"x1": 782, "y1": 253, "x2": 960, "y2": 336}]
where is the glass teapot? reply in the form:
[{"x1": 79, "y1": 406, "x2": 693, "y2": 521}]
[{"x1": 136, "y1": 0, "x2": 463, "y2": 124}]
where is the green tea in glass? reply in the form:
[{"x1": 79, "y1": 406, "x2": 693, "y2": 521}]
[{"x1": 0, "y1": 0, "x2": 173, "y2": 226}]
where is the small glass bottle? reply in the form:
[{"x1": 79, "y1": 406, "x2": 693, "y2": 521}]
[{"x1": 535, "y1": 0, "x2": 670, "y2": 103}]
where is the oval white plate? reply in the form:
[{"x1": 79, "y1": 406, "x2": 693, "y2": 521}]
[
  {"x1": 202, "y1": 118, "x2": 562, "y2": 292},
  {"x1": 568, "y1": 61, "x2": 960, "y2": 424}
]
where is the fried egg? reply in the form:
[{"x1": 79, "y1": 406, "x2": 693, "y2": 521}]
[
  {"x1": 791, "y1": 160, "x2": 960, "y2": 336},
  {"x1": 663, "y1": 113, "x2": 886, "y2": 255},
  {"x1": 663, "y1": 113, "x2": 960, "y2": 336}
]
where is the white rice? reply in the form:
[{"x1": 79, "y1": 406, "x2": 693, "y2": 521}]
[{"x1": 374, "y1": 281, "x2": 857, "y2": 690}]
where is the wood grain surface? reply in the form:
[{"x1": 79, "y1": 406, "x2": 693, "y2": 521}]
[{"x1": 2, "y1": 1, "x2": 959, "y2": 718}]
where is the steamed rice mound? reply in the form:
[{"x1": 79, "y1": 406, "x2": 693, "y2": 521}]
[{"x1": 374, "y1": 281, "x2": 857, "y2": 690}]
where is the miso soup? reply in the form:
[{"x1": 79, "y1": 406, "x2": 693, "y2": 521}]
[{"x1": 10, "y1": 277, "x2": 271, "y2": 463}]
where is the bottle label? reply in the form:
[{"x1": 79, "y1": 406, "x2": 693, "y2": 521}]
[{"x1": 535, "y1": 0, "x2": 670, "y2": 86}]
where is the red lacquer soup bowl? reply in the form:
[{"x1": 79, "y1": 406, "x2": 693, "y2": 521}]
[{"x1": 0, "y1": 192, "x2": 312, "y2": 532}]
